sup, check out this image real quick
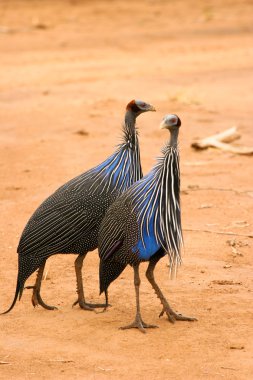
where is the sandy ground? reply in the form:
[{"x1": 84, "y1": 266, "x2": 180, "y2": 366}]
[{"x1": 0, "y1": 0, "x2": 252, "y2": 379}]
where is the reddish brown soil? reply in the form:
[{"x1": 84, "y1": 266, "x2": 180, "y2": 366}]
[{"x1": 0, "y1": 1, "x2": 252, "y2": 379}]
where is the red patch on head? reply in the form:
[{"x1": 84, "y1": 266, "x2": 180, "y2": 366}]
[
  {"x1": 126, "y1": 100, "x2": 140, "y2": 113},
  {"x1": 126, "y1": 99, "x2": 136, "y2": 110}
]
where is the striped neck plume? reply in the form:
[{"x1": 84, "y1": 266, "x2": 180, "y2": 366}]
[
  {"x1": 87, "y1": 109, "x2": 142, "y2": 196},
  {"x1": 159, "y1": 142, "x2": 182, "y2": 275},
  {"x1": 159, "y1": 126, "x2": 182, "y2": 274},
  {"x1": 129, "y1": 128, "x2": 182, "y2": 276}
]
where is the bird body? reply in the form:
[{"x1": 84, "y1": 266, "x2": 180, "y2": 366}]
[
  {"x1": 98, "y1": 114, "x2": 196, "y2": 332},
  {"x1": 2, "y1": 99, "x2": 155, "y2": 314},
  {"x1": 99, "y1": 134, "x2": 182, "y2": 292}
]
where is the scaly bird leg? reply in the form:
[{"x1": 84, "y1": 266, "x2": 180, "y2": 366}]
[
  {"x1": 31, "y1": 260, "x2": 58, "y2": 310},
  {"x1": 146, "y1": 256, "x2": 197, "y2": 323},
  {"x1": 72, "y1": 253, "x2": 108, "y2": 310},
  {"x1": 120, "y1": 264, "x2": 158, "y2": 333}
]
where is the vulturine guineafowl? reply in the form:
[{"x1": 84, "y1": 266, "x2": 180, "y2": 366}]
[
  {"x1": 98, "y1": 114, "x2": 197, "y2": 332},
  {"x1": 2, "y1": 99, "x2": 155, "y2": 314}
]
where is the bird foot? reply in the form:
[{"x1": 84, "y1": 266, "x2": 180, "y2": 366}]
[
  {"x1": 120, "y1": 315, "x2": 158, "y2": 333},
  {"x1": 72, "y1": 299, "x2": 110, "y2": 311},
  {"x1": 159, "y1": 306, "x2": 197, "y2": 323},
  {"x1": 32, "y1": 291, "x2": 58, "y2": 311},
  {"x1": 96, "y1": 302, "x2": 112, "y2": 314}
]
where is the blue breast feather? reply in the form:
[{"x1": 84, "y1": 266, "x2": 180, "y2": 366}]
[
  {"x1": 89, "y1": 144, "x2": 140, "y2": 194},
  {"x1": 131, "y1": 169, "x2": 164, "y2": 260},
  {"x1": 133, "y1": 223, "x2": 163, "y2": 260},
  {"x1": 128, "y1": 147, "x2": 182, "y2": 265}
]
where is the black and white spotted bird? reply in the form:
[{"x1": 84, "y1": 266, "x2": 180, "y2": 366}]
[
  {"x1": 2, "y1": 99, "x2": 155, "y2": 314},
  {"x1": 98, "y1": 114, "x2": 197, "y2": 332}
]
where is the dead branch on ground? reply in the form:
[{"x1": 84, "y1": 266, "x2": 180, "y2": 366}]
[{"x1": 191, "y1": 127, "x2": 253, "y2": 155}]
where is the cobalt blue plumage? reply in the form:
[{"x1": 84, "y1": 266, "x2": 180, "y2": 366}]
[
  {"x1": 2, "y1": 99, "x2": 155, "y2": 315},
  {"x1": 98, "y1": 114, "x2": 196, "y2": 332}
]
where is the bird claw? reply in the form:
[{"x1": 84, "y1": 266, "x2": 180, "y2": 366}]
[
  {"x1": 97, "y1": 305, "x2": 110, "y2": 314},
  {"x1": 32, "y1": 292, "x2": 58, "y2": 310},
  {"x1": 159, "y1": 309, "x2": 165, "y2": 318},
  {"x1": 159, "y1": 307, "x2": 197, "y2": 323},
  {"x1": 174, "y1": 313, "x2": 198, "y2": 322},
  {"x1": 72, "y1": 299, "x2": 111, "y2": 311},
  {"x1": 159, "y1": 308, "x2": 175, "y2": 323},
  {"x1": 120, "y1": 315, "x2": 158, "y2": 333},
  {"x1": 72, "y1": 300, "x2": 95, "y2": 311},
  {"x1": 85, "y1": 302, "x2": 112, "y2": 308}
]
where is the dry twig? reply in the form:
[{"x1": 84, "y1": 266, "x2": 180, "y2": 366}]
[{"x1": 191, "y1": 127, "x2": 253, "y2": 155}]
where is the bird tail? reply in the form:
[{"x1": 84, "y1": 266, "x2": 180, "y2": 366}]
[
  {"x1": 1, "y1": 276, "x2": 22, "y2": 315},
  {"x1": 1, "y1": 253, "x2": 40, "y2": 315},
  {"x1": 99, "y1": 257, "x2": 127, "y2": 295}
]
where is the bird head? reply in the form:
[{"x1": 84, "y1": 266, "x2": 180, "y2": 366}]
[
  {"x1": 160, "y1": 114, "x2": 181, "y2": 131},
  {"x1": 126, "y1": 99, "x2": 156, "y2": 116}
]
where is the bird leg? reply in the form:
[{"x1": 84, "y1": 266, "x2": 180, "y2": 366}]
[
  {"x1": 97, "y1": 290, "x2": 110, "y2": 314},
  {"x1": 31, "y1": 261, "x2": 58, "y2": 310},
  {"x1": 120, "y1": 264, "x2": 158, "y2": 333},
  {"x1": 146, "y1": 257, "x2": 197, "y2": 323},
  {"x1": 72, "y1": 253, "x2": 108, "y2": 310}
]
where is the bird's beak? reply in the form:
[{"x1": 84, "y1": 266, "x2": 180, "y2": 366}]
[
  {"x1": 159, "y1": 120, "x2": 167, "y2": 129},
  {"x1": 148, "y1": 105, "x2": 156, "y2": 112}
]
